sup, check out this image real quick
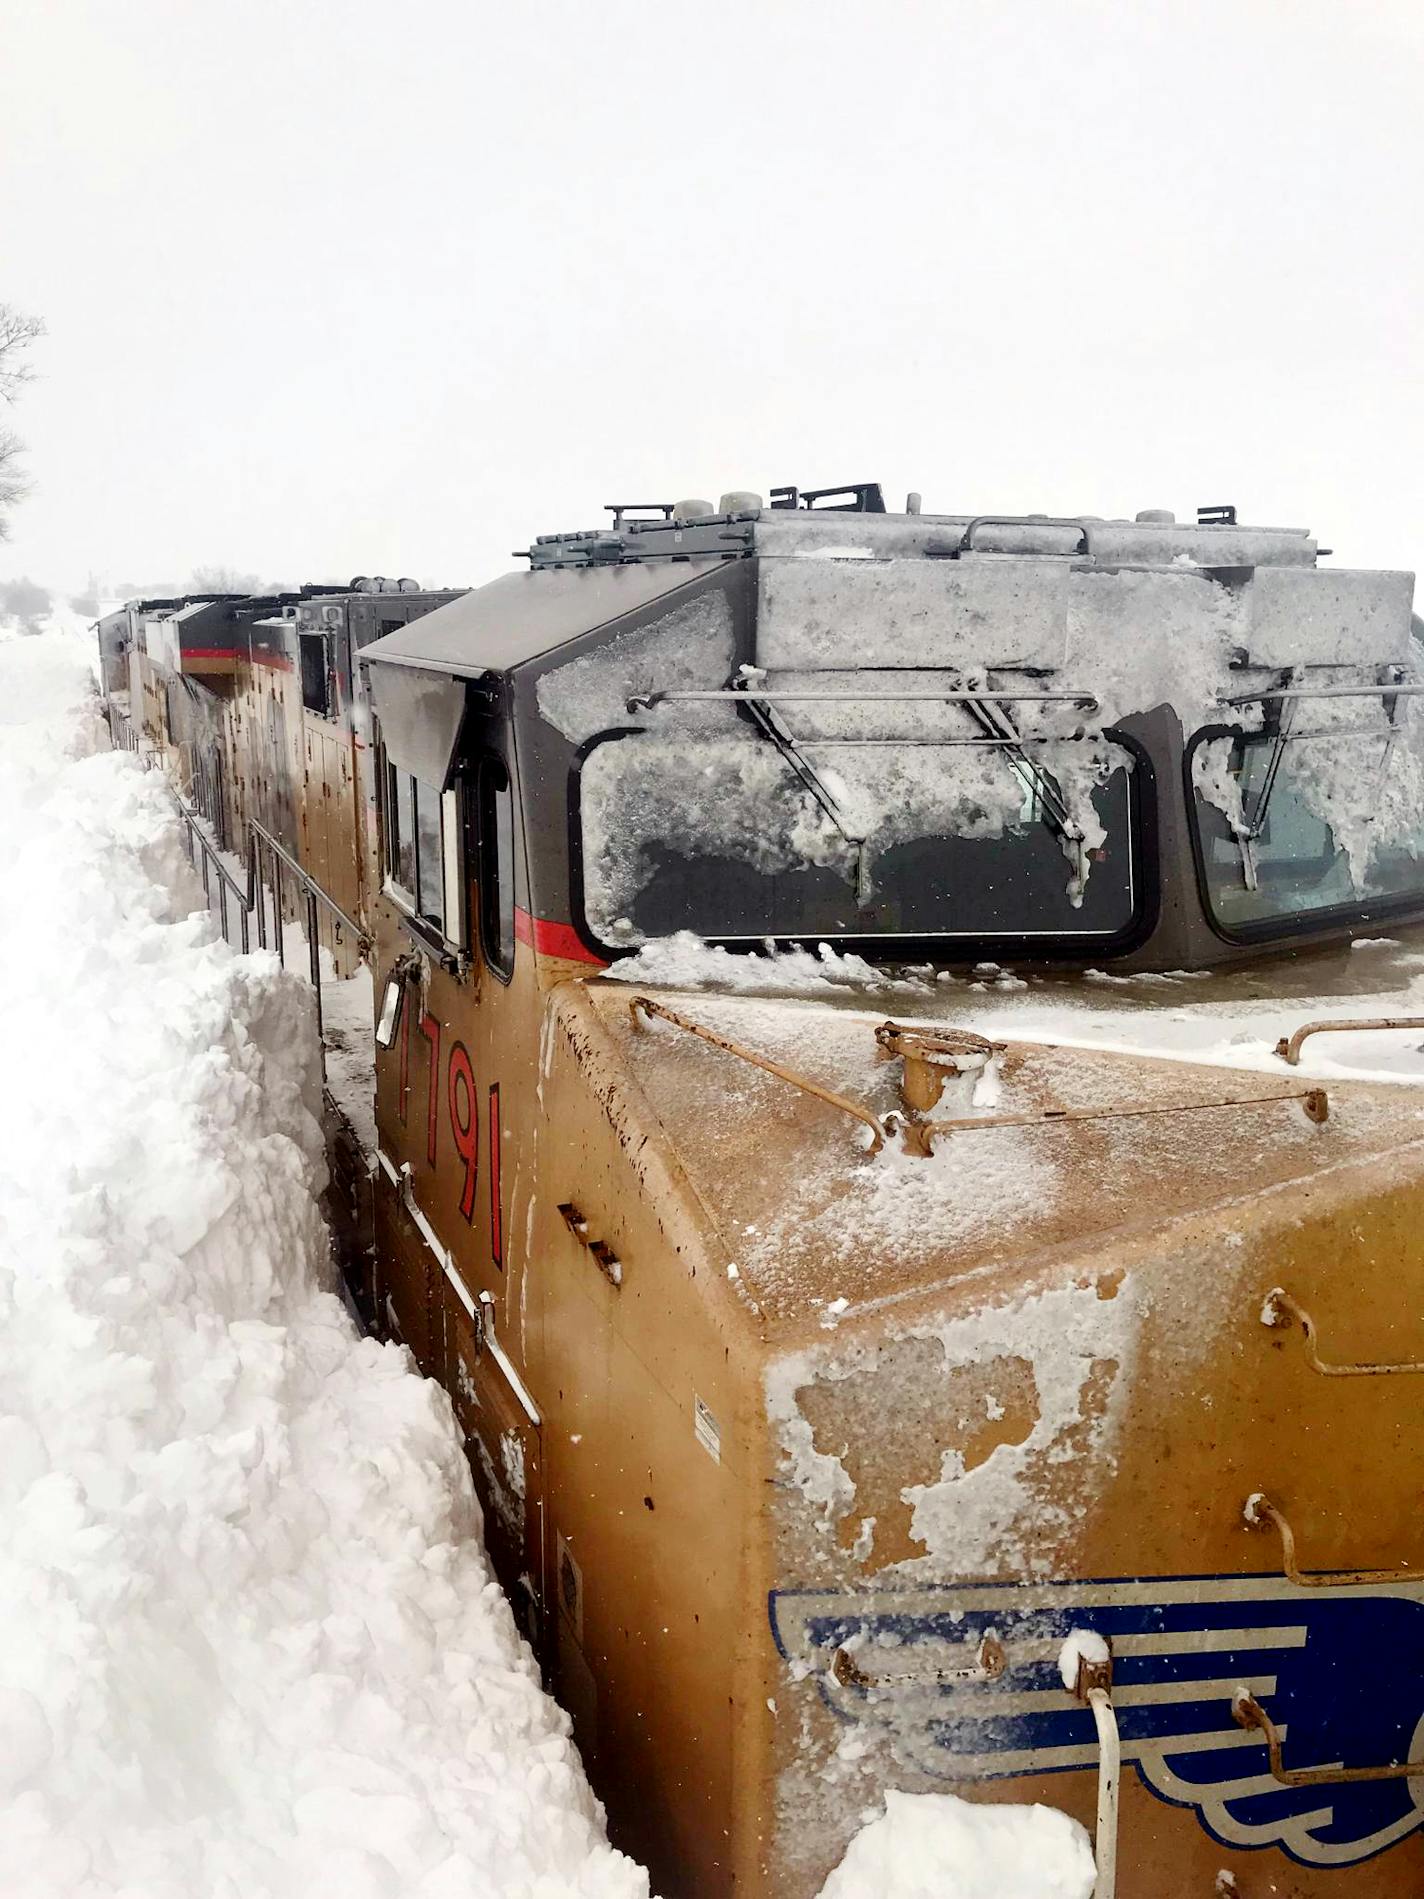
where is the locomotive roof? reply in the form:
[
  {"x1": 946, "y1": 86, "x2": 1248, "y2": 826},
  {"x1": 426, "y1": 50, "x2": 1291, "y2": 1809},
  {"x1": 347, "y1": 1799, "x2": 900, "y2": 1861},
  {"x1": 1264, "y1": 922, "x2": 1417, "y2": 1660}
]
[
  {"x1": 526, "y1": 502, "x2": 1320, "y2": 572},
  {"x1": 359, "y1": 498, "x2": 1337, "y2": 683},
  {"x1": 358, "y1": 559, "x2": 726, "y2": 679}
]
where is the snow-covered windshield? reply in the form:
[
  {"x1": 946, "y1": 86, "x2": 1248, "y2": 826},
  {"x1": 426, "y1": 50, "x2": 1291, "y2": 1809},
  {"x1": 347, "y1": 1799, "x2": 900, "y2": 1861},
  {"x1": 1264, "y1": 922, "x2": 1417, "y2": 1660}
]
[
  {"x1": 579, "y1": 731, "x2": 1139, "y2": 948},
  {"x1": 1191, "y1": 723, "x2": 1424, "y2": 933}
]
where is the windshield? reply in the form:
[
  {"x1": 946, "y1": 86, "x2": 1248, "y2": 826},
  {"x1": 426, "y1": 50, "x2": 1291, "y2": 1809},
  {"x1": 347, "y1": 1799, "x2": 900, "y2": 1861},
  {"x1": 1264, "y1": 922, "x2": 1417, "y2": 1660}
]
[
  {"x1": 1190, "y1": 722, "x2": 1424, "y2": 933},
  {"x1": 579, "y1": 731, "x2": 1139, "y2": 948}
]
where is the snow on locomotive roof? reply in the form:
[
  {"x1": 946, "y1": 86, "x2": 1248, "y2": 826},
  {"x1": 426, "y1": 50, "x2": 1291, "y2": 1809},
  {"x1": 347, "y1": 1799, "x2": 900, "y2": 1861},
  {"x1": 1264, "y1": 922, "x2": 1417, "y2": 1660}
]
[
  {"x1": 359, "y1": 495, "x2": 1414, "y2": 730},
  {"x1": 526, "y1": 499, "x2": 1321, "y2": 572}
]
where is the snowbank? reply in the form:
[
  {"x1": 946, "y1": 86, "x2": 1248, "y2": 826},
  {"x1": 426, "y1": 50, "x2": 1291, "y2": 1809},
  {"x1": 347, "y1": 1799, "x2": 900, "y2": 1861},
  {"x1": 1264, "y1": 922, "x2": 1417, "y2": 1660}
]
[
  {"x1": 818, "y1": 1790, "x2": 1095, "y2": 1899},
  {"x1": 0, "y1": 629, "x2": 646, "y2": 1897}
]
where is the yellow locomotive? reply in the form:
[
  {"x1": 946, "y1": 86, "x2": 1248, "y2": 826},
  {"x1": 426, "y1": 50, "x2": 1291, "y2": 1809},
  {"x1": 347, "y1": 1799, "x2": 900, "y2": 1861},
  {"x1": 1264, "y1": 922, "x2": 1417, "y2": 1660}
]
[{"x1": 120, "y1": 488, "x2": 1424, "y2": 1895}]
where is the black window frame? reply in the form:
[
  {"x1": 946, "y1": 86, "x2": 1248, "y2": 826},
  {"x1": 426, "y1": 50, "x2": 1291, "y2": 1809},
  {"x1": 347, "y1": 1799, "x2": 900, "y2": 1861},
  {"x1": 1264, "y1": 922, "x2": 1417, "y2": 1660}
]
[
  {"x1": 378, "y1": 742, "x2": 467, "y2": 960},
  {"x1": 478, "y1": 752, "x2": 517, "y2": 983},
  {"x1": 1185, "y1": 721, "x2": 1424, "y2": 945},
  {"x1": 298, "y1": 630, "x2": 332, "y2": 718},
  {"x1": 383, "y1": 750, "x2": 417, "y2": 906},
  {"x1": 567, "y1": 723, "x2": 1158, "y2": 966},
  {"x1": 412, "y1": 775, "x2": 447, "y2": 933}
]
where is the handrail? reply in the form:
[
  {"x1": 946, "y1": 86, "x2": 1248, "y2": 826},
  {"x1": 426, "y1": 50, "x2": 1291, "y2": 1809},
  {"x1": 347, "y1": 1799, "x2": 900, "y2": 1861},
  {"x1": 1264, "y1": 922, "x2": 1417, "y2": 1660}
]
[
  {"x1": 960, "y1": 515, "x2": 1095, "y2": 557},
  {"x1": 1219, "y1": 685, "x2": 1424, "y2": 706},
  {"x1": 627, "y1": 995, "x2": 888, "y2": 1153},
  {"x1": 1274, "y1": 1016, "x2": 1424, "y2": 1066},
  {"x1": 830, "y1": 1634, "x2": 1006, "y2": 1689},
  {"x1": 628, "y1": 688, "x2": 1100, "y2": 711},
  {"x1": 1063, "y1": 1636, "x2": 1119, "y2": 1899},
  {"x1": 1243, "y1": 1492, "x2": 1418, "y2": 1588},
  {"x1": 167, "y1": 792, "x2": 370, "y2": 954},
  {"x1": 172, "y1": 795, "x2": 254, "y2": 955},
  {"x1": 1234, "y1": 1690, "x2": 1424, "y2": 1786},
  {"x1": 169, "y1": 788, "x2": 370, "y2": 1054},
  {"x1": 103, "y1": 697, "x2": 372, "y2": 1072},
  {"x1": 249, "y1": 818, "x2": 366, "y2": 944},
  {"x1": 1260, "y1": 1287, "x2": 1424, "y2": 1377},
  {"x1": 921, "y1": 1086, "x2": 1329, "y2": 1143},
  {"x1": 103, "y1": 698, "x2": 150, "y2": 760}
]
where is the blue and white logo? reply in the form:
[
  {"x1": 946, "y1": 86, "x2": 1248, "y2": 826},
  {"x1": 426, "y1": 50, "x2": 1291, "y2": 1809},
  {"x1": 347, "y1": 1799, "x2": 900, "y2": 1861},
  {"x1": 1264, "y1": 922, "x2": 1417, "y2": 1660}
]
[{"x1": 769, "y1": 1575, "x2": 1424, "y2": 1868}]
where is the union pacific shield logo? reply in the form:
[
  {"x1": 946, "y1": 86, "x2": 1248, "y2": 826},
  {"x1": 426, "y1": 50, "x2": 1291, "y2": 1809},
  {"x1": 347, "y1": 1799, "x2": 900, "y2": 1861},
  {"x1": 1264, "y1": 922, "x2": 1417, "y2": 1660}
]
[{"x1": 769, "y1": 1575, "x2": 1424, "y2": 1868}]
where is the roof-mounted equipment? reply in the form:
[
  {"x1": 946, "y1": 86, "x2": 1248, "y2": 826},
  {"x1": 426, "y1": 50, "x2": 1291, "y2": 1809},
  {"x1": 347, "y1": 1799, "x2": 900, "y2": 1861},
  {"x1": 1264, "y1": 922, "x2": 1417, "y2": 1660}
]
[
  {"x1": 605, "y1": 501, "x2": 676, "y2": 529},
  {"x1": 956, "y1": 515, "x2": 1095, "y2": 557},
  {"x1": 769, "y1": 482, "x2": 886, "y2": 513},
  {"x1": 1198, "y1": 504, "x2": 1238, "y2": 526}
]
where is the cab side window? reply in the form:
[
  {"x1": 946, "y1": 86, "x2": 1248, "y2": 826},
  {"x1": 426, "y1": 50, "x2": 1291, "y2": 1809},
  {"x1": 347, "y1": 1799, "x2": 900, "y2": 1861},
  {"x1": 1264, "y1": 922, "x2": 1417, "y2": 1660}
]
[
  {"x1": 383, "y1": 755, "x2": 461, "y2": 946},
  {"x1": 384, "y1": 756, "x2": 418, "y2": 903},
  {"x1": 298, "y1": 632, "x2": 331, "y2": 716},
  {"x1": 479, "y1": 755, "x2": 516, "y2": 981}
]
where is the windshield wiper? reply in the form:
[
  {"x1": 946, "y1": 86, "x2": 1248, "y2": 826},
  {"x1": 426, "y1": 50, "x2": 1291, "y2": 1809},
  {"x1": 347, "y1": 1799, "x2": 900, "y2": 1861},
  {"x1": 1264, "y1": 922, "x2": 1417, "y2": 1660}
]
[
  {"x1": 1221, "y1": 669, "x2": 1415, "y2": 886},
  {"x1": 956, "y1": 692, "x2": 1088, "y2": 890},
  {"x1": 1228, "y1": 676, "x2": 1410, "y2": 890},
  {"x1": 1233, "y1": 700, "x2": 1296, "y2": 891},
  {"x1": 728, "y1": 681, "x2": 874, "y2": 904},
  {"x1": 722, "y1": 676, "x2": 1096, "y2": 901}
]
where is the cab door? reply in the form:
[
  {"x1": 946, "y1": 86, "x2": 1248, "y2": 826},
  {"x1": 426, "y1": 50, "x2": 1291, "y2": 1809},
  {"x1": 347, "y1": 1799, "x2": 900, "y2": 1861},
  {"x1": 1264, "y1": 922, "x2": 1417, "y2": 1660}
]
[
  {"x1": 369, "y1": 686, "x2": 547, "y2": 1651},
  {"x1": 442, "y1": 720, "x2": 545, "y2": 1644}
]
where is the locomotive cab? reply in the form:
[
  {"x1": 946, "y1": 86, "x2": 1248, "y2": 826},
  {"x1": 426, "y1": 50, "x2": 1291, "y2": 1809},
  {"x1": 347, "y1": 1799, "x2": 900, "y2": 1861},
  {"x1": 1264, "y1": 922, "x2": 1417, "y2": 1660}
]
[{"x1": 358, "y1": 497, "x2": 1424, "y2": 1897}]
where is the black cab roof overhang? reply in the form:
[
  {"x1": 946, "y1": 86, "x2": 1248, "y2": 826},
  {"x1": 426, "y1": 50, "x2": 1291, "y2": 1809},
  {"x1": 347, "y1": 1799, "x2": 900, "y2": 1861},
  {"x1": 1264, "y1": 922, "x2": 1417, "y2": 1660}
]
[
  {"x1": 357, "y1": 559, "x2": 727, "y2": 681},
  {"x1": 359, "y1": 558, "x2": 728, "y2": 791}
]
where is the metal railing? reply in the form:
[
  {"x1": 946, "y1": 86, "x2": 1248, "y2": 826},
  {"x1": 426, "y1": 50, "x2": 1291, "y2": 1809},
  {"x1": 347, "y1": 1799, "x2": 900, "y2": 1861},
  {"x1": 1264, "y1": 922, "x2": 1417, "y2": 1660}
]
[
  {"x1": 175, "y1": 797, "x2": 255, "y2": 955},
  {"x1": 103, "y1": 696, "x2": 371, "y2": 1031},
  {"x1": 170, "y1": 793, "x2": 370, "y2": 1044},
  {"x1": 178, "y1": 738, "x2": 229, "y2": 850},
  {"x1": 104, "y1": 699, "x2": 150, "y2": 759},
  {"x1": 247, "y1": 820, "x2": 368, "y2": 1040}
]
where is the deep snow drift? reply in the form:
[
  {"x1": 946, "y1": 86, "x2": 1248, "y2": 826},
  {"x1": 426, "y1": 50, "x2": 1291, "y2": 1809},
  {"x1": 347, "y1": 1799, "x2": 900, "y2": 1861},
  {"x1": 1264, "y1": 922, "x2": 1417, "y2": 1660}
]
[{"x1": 0, "y1": 629, "x2": 646, "y2": 1898}]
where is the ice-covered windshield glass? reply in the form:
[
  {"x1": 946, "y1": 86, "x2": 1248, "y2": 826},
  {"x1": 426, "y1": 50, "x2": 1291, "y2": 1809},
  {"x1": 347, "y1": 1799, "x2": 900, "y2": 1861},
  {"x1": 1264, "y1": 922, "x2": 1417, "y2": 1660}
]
[
  {"x1": 579, "y1": 731, "x2": 1139, "y2": 947},
  {"x1": 1191, "y1": 720, "x2": 1424, "y2": 933}
]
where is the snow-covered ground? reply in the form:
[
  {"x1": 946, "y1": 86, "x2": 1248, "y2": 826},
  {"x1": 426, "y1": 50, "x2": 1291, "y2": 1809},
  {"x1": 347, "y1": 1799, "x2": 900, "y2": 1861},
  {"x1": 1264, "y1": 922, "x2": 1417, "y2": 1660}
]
[{"x1": 0, "y1": 626, "x2": 647, "y2": 1897}]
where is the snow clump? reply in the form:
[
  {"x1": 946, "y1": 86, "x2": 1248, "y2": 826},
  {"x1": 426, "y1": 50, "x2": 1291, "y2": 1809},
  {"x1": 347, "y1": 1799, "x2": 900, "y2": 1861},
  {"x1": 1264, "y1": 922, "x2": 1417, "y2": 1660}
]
[{"x1": 817, "y1": 1788, "x2": 1095, "y2": 1899}]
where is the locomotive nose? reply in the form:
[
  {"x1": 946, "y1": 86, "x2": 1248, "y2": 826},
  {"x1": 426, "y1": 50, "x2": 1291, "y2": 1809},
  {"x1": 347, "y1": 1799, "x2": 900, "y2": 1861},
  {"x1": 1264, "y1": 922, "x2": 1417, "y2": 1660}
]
[{"x1": 576, "y1": 977, "x2": 1424, "y2": 1889}]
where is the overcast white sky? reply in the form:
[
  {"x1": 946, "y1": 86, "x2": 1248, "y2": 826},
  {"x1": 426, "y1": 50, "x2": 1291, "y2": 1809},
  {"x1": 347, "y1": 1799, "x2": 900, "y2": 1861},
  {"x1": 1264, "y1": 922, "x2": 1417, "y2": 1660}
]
[{"x1": 2, "y1": 0, "x2": 1421, "y2": 599}]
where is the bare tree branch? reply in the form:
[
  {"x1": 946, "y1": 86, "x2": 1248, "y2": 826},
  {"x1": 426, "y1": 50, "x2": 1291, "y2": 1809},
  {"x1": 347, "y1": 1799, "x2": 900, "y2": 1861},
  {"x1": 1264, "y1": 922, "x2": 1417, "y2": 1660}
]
[
  {"x1": 190, "y1": 565, "x2": 266, "y2": 594},
  {"x1": 0, "y1": 304, "x2": 43, "y2": 537},
  {"x1": 0, "y1": 429, "x2": 30, "y2": 542},
  {"x1": 0, "y1": 306, "x2": 45, "y2": 405}
]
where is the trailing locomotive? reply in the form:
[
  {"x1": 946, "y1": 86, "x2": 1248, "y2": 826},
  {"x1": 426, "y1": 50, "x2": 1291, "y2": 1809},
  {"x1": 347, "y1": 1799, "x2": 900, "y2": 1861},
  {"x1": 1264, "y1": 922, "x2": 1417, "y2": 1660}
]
[
  {"x1": 111, "y1": 490, "x2": 1424, "y2": 1896},
  {"x1": 102, "y1": 576, "x2": 460, "y2": 963}
]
